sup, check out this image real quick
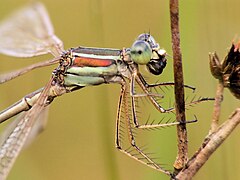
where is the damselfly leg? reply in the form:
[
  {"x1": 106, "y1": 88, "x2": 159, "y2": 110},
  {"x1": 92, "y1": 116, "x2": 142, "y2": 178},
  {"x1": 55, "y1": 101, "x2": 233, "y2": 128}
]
[
  {"x1": 116, "y1": 78, "x2": 174, "y2": 176},
  {"x1": 129, "y1": 72, "x2": 213, "y2": 129}
]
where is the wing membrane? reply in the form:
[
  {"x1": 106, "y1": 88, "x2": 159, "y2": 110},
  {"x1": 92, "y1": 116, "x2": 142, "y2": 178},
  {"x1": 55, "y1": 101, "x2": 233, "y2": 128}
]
[
  {"x1": 0, "y1": 57, "x2": 59, "y2": 84},
  {"x1": 0, "y1": 2, "x2": 64, "y2": 57},
  {"x1": 0, "y1": 78, "x2": 52, "y2": 179}
]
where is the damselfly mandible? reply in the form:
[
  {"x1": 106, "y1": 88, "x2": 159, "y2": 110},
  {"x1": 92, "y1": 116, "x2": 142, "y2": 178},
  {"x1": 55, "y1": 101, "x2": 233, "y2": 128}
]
[{"x1": 0, "y1": 2, "x2": 200, "y2": 179}]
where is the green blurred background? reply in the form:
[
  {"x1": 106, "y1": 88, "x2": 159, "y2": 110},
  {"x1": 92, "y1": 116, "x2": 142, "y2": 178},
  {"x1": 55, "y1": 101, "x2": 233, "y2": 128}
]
[{"x1": 0, "y1": 0, "x2": 239, "y2": 179}]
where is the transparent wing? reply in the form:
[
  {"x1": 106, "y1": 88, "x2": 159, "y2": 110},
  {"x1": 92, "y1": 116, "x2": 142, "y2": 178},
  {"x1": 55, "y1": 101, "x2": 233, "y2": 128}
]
[
  {"x1": 0, "y1": 79, "x2": 52, "y2": 179},
  {"x1": 0, "y1": 2, "x2": 64, "y2": 57},
  {"x1": 0, "y1": 57, "x2": 59, "y2": 84},
  {"x1": 0, "y1": 107, "x2": 49, "y2": 149}
]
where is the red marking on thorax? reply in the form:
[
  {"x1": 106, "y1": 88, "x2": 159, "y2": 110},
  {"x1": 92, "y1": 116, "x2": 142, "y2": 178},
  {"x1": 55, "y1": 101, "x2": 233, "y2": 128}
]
[{"x1": 73, "y1": 57, "x2": 114, "y2": 67}]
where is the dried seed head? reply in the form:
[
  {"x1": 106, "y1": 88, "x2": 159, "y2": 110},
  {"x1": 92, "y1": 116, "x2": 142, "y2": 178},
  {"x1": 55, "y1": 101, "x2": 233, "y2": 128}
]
[
  {"x1": 209, "y1": 52, "x2": 222, "y2": 80},
  {"x1": 210, "y1": 43, "x2": 240, "y2": 99}
]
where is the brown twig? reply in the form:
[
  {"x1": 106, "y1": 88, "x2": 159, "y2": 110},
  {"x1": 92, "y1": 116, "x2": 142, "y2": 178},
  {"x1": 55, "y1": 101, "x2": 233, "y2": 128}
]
[
  {"x1": 175, "y1": 108, "x2": 240, "y2": 180},
  {"x1": 174, "y1": 43, "x2": 240, "y2": 179},
  {"x1": 168, "y1": 2, "x2": 240, "y2": 179},
  {"x1": 169, "y1": 0, "x2": 187, "y2": 174},
  {"x1": 209, "y1": 82, "x2": 224, "y2": 134}
]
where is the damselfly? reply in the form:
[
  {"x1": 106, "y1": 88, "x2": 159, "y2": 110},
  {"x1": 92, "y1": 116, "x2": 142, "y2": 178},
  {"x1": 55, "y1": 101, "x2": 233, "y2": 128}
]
[{"x1": 0, "y1": 2, "x2": 207, "y2": 179}]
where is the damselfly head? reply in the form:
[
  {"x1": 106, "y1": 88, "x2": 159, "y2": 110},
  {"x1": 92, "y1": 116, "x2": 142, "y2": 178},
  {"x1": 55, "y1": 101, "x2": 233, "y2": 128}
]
[{"x1": 130, "y1": 33, "x2": 167, "y2": 75}]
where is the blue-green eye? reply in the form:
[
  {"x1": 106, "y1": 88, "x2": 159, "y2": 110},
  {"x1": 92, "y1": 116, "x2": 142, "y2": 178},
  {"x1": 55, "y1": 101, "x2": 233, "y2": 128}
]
[{"x1": 130, "y1": 40, "x2": 152, "y2": 65}]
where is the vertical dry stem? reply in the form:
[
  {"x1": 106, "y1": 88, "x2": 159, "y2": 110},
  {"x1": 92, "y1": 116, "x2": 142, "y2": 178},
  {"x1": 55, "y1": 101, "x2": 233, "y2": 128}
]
[{"x1": 169, "y1": 0, "x2": 187, "y2": 173}]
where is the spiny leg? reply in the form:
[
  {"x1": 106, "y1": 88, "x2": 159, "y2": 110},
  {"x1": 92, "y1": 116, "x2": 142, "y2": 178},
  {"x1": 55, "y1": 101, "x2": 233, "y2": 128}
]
[
  {"x1": 129, "y1": 74, "x2": 214, "y2": 128},
  {"x1": 131, "y1": 77, "x2": 196, "y2": 129},
  {"x1": 131, "y1": 94, "x2": 197, "y2": 129},
  {"x1": 115, "y1": 82, "x2": 172, "y2": 176},
  {"x1": 136, "y1": 74, "x2": 213, "y2": 112},
  {"x1": 130, "y1": 73, "x2": 164, "y2": 98},
  {"x1": 115, "y1": 81, "x2": 125, "y2": 148}
]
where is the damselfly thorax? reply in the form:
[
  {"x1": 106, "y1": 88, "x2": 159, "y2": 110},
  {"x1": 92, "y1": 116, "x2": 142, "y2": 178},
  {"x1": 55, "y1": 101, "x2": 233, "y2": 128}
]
[{"x1": 55, "y1": 43, "x2": 166, "y2": 89}]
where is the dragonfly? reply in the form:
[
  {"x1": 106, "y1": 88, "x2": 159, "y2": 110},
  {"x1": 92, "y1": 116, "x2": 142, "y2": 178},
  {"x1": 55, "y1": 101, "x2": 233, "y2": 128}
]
[{"x1": 0, "y1": 2, "x2": 210, "y2": 179}]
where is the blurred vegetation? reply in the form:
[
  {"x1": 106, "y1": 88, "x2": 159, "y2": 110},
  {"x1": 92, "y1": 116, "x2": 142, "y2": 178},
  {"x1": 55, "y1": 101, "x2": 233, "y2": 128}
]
[{"x1": 0, "y1": 0, "x2": 239, "y2": 180}]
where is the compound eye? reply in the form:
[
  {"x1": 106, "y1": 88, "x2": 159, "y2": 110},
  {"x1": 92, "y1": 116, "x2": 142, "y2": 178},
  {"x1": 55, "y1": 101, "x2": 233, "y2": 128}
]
[{"x1": 130, "y1": 40, "x2": 152, "y2": 65}]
